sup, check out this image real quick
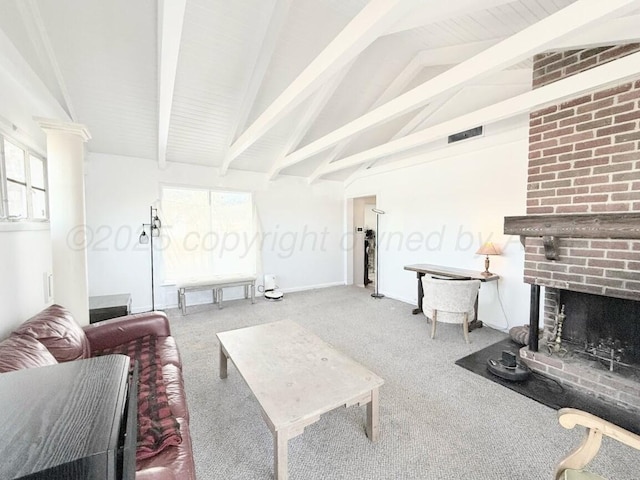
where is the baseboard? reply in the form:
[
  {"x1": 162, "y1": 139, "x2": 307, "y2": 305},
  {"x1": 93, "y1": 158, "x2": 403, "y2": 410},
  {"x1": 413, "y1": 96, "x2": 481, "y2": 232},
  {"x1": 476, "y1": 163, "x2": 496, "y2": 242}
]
[
  {"x1": 281, "y1": 281, "x2": 346, "y2": 294},
  {"x1": 132, "y1": 281, "x2": 347, "y2": 312},
  {"x1": 381, "y1": 292, "x2": 416, "y2": 307}
]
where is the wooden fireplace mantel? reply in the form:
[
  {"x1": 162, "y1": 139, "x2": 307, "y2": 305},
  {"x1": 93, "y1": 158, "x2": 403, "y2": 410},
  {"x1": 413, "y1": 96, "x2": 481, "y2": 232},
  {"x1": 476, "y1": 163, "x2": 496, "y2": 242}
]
[{"x1": 504, "y1": 213, "x2": 640, "y2": 260}]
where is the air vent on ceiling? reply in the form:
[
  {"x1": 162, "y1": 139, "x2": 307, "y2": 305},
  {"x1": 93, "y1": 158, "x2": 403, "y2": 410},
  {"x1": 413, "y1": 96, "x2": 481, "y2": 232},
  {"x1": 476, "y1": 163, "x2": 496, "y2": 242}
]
[{"x1": 448, "y1": 126, "x2": 483, "y2": 144}]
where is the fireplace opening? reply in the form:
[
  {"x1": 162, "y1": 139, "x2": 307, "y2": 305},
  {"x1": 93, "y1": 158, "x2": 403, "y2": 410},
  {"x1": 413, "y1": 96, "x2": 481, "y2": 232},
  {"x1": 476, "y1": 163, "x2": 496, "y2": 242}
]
[{"x1": 556, "y1": 290, "x2": 640, "y2": 376}]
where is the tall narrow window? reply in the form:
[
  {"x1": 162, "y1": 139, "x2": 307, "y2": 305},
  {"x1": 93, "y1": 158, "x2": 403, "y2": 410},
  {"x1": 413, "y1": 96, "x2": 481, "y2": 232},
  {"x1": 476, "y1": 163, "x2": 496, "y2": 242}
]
[
  {"x1": 29, "y1": 155, "x2": 47, "y2": 219},
  {"x1": 161, "y1": 186, "x2": 255, "y2": 282},
  {"x1": 0, "y1": 137, "x2": 48, "y2": 222},
  {"x1": 4, "y1": 139, "x2": 28, "y2": 219}
]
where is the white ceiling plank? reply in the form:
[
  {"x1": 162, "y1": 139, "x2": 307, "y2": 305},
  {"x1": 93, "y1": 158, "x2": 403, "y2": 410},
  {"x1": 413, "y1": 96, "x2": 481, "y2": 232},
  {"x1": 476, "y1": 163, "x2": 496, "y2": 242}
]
[
  {"x1": 386, "y1": 0, "x2": 516, "y2": 35},
  {"x1": 224, "y1": 0, "x2": 418, "y2": 168},
  {"x1": 158, "y1": 0, "x2": 186, "y2": 168},
  {"x1": 17, "y1": 0, "x2": 76, "y2": 121},
  {"x1": 282, "y1": 0, "x2": 640, "y2": 172},
  {"x1": 369, "y1": 53, "x2": 425, "y2": 109},
  {"x1": 267, "y1": 62, "x2": 353, "y2": 180},
  {"x1": 219, "y1": 0, "x2": 292, "y2": 176},
  {"x1": 314, "y1": 50, "x2": 640, "y2": 178},
  {"x1": 551, "y1": 14, "x2": 640, "y2": 51}
]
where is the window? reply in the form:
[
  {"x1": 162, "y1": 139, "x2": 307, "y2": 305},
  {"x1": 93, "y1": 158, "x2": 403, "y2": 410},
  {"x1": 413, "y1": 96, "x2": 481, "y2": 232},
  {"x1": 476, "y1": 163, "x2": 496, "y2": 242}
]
[
  {"x1": 161, "y1": 186, "x2": 255, "y2": 282},
  {"x1": 0, "y1": 136, "x2": 48, "y2": 221}
]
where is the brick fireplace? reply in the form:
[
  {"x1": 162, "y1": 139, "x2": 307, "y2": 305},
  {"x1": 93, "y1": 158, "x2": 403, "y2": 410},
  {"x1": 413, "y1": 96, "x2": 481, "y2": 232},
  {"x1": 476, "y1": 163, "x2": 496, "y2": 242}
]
[{"x1": 505, "y1": 43, "x2": 640, "y2": 412}]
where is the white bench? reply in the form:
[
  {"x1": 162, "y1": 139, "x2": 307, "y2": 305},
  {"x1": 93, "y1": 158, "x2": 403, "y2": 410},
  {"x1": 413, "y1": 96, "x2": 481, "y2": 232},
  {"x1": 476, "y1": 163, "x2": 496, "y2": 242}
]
[{"x1": 177, "y1": 276, "x2": 256, "y2": 314}]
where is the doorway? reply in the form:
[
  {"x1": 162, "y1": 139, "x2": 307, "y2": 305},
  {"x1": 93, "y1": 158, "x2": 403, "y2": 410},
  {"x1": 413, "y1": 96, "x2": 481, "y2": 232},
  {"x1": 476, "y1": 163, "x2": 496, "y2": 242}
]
[{"x1": 351, "y1": 195, "x2": 377, "y2": 289}]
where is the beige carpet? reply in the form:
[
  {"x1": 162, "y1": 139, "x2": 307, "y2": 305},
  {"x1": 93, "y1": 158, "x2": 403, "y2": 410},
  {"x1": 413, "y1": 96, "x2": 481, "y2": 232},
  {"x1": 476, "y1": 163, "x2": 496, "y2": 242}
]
[{"x1": 166, "y1": 285, "x2": 640, "y2": 480}]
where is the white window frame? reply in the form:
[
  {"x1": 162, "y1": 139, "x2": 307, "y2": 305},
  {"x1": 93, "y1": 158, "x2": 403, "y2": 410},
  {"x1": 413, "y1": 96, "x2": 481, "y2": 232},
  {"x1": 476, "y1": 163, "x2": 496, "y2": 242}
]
[
  {"x1": 160, "y1": 184, "x2": 256, "y2": 283},
  {"x1": 0, "y1": 134, "x2": 48, "y2": 222}
]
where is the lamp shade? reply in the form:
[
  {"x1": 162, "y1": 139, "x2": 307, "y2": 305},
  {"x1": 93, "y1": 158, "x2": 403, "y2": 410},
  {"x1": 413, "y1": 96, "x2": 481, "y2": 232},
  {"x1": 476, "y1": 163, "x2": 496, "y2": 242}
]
[
  {"x1": 476, "y1": 242, "x2": 500, "y2": 256},
  {"x1": 139, "y1": 230, "x2": 150, "y2": 244}
]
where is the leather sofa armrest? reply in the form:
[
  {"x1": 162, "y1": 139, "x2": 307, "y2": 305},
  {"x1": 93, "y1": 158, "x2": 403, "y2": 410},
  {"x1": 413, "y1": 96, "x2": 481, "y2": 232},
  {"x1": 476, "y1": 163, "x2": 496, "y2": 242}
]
[
  {"x1": 83, "y1": 312, "x2": 171, "y2": 352},
  {"x1": 136, "y1": 466, "x2": 176, "y2": 480}
]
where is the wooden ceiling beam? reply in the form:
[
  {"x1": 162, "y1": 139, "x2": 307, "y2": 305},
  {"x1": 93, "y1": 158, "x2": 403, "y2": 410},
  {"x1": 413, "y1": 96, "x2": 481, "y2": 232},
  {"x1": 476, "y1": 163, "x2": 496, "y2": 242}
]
[
  {"x1": 220, "y1": 0, "x2": 292, "y2": 176},
  {"x1": 17, "y1": 0, "x2": 76, "y2": 121},
  {"x1": 157, "y1": 0, "x2": 186, "y2": 169},
  {"x1": 283, "y1": 0, "x2": 640, "y2": 172},
  {"x1": 551, "y1": 14, "x2": 640, "y2": 51},
  {"x1": 267, "y1": 62, "x2": 353, "y2": 180},
  {"x1": 315, "y1": 50, "x2": 640, "y2": 177},
  {"x1": 223, "y1": 0, "x2": 417, "y2": 169}
]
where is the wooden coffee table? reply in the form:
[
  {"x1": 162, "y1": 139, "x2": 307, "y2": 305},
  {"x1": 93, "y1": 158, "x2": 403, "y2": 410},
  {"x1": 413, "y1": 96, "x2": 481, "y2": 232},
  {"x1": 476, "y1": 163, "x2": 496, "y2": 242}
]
[{"x1": 217, "y1": 320, "x2": 384, "y2": 480}]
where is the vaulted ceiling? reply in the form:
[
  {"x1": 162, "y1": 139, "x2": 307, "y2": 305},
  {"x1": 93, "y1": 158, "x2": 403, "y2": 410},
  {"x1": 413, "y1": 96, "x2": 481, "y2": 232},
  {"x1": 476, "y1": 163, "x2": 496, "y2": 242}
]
[{"x1": 0, "y1": 0, "x2": 639, "y2": 183}]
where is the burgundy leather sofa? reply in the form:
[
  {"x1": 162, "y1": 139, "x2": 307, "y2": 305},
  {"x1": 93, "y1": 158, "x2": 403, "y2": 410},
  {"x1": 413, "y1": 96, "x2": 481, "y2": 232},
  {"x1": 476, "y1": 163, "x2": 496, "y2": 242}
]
[{"x1": 0, "y1": 305, "x2": 195, "y2": 480}]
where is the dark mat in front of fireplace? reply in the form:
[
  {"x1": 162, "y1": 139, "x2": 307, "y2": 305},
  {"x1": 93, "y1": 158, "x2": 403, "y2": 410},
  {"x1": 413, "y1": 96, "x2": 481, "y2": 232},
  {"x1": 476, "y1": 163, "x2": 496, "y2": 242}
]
[{"x1": 455, "y1": 337, "x2": 640, "y2": 435}]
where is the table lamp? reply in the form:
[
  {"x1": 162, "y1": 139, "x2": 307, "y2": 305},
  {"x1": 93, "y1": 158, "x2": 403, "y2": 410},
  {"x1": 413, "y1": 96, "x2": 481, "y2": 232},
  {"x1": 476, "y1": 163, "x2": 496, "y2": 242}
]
[{"x1": 476, "y1": 242, "x2": 500, "y2": 275}]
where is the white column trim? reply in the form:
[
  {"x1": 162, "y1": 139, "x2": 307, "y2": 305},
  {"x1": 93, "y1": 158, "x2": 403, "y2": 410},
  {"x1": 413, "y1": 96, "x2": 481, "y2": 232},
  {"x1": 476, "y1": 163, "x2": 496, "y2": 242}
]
[{"x1": 34, "y1": 117, "x2": 91, "y2": 141}]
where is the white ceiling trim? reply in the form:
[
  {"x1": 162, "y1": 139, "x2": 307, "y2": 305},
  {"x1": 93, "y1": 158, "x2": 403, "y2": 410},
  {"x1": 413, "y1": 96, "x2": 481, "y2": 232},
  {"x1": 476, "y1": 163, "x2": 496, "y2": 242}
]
[
  {"x1": 17, "y1": 0, "x2": 76, "y2": 121},
  {"x1": 220, "y1": 0, "x2": 292, "y2": 176},
  {"x1": 223, "y1": 0, "x2": 418, "y2": 170},
  {"x1": 315, "y1": 50, "x2": 640, "y2": 177},
  {"x1": 281, "y1": 0, "x2": 640, "y2": 172},
  {"x1": 157, "y1": 0, "x2": 186, "y2": 168}
]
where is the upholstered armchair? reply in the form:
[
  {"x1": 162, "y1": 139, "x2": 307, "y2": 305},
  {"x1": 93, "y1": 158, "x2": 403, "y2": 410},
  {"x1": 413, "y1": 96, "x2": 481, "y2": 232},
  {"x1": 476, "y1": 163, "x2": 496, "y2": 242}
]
[
  {"x1": 555, "y1": 408, "x2": 640, "y2": 480},
  {"x1": 421, "y1": 277, "x2": 480, "y2": 343}
]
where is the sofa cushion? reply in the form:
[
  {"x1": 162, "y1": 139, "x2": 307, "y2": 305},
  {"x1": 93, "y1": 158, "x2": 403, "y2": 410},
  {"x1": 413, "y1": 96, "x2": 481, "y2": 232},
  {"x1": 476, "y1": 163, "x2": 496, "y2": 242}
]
[
  {"x1": 94, "y1": 335, "x2": 183, "y2": 461},
  {"x1": 157, "y1": 336, "x2": 182, "y2": 369},
  {"x1": 135, "y1": 466, "x2": 176, "y2": 480},
  {"x1": 163, "y1": 364, "x2": 190, "y2": 421},
  {"x1": 0, "y1": 335, "x2": 58, "y2": 372},
  {"x1": 13, "y1": 304, "x2": 90, "y2": 362},
  {"x1": 137, "y1": 417, "x2": 195, "y2": 480}
]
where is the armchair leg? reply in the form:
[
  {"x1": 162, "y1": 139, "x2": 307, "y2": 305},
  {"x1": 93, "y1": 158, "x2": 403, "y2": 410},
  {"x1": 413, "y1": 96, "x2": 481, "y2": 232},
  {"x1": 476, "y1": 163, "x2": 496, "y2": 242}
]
[
  {"x1": 463, "y1": 313, "x2": 470, "y2": 344},
  {"x1": 431, "y1": 310, "x2": 437, "y2": 339}
]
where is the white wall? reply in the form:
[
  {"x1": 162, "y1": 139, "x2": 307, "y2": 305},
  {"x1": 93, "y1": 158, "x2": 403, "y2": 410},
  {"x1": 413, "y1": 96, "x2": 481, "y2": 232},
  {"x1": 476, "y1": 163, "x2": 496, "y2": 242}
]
[
  {"x1": 0, "y1": 34, "x2": 60, "y2": 338},
  {"x1": 344, "y1": 130, "x2": 531, "y2": 332},
  {"x1": 0, "y1": 226, "x2": 53, "y2": 338},
  {"x1": 84, "y1": 153, "x2": 345, "y2": 312}
]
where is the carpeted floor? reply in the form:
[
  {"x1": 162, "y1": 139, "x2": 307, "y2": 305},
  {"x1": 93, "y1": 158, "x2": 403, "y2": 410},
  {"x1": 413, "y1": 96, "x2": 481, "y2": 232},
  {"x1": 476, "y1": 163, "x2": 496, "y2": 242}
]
[
  {"x1": 166, "y1": 286, "x2": 640, "y2": 480},
  {"x1": 455, "y1": 338, "x2": 640, "y2": 436}
]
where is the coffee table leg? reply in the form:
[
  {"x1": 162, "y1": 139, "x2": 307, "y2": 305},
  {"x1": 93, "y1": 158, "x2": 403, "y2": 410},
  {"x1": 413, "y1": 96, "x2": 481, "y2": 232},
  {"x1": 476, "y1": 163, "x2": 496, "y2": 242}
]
[
  {"x1": 219, "y1": 346, "x2": 227, "y2": 379},
  {"x1": 274, "y1": 429, "x2": 288, "y2": 480},
  {"x1": 366, "y1": 387, "x2": 380, "y2": 442}
]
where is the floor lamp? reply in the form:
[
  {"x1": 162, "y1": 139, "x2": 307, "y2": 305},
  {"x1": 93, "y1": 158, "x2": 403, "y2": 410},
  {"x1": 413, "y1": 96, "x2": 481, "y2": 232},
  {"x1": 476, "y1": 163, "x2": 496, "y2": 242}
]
[
  {"x1": 371, "y1": 208, "x2": 385, "y2": 299},
  {"x1": 139, "y1": 206, "x2": 161, "y2": 311}
]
